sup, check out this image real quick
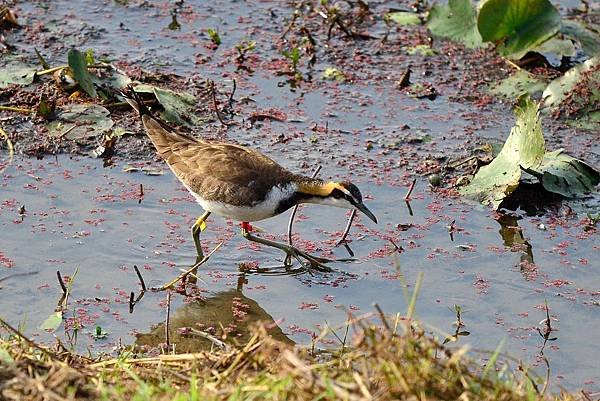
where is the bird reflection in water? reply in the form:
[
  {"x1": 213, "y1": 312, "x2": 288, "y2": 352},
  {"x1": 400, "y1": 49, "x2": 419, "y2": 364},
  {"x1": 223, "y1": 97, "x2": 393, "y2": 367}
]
[{"x1": 135, "y1": 274, "x2": 294, "y2": 353}]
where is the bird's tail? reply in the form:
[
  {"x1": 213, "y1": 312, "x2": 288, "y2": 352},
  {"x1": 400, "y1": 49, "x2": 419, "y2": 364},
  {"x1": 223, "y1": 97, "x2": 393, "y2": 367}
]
[{"x1": 120, "y1": 85, "x2": 198, "y2": 161}]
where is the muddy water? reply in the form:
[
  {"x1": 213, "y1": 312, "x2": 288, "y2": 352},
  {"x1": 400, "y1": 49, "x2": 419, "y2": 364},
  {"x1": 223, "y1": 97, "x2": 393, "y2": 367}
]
[{"x1": 1, "y1": 0, "x2": 599, "y2": 393}]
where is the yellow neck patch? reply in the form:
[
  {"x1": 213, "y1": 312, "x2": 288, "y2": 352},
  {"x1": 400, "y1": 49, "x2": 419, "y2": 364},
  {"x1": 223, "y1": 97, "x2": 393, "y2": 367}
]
[{"x1": 297, "y1": 181, "x2": 343, "y2": 197}]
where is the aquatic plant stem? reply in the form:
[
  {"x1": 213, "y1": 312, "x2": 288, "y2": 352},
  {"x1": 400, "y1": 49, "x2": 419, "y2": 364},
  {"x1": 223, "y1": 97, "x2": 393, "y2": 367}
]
[{"x1": 157, "y1": 241, "x2": 223, "y2": 290}]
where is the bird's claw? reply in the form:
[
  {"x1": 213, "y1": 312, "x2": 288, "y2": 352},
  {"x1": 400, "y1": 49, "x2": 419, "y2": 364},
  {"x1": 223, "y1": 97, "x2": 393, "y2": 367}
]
[{"x1": 282, "y1": 245, "x2": 334, "y2": 272}]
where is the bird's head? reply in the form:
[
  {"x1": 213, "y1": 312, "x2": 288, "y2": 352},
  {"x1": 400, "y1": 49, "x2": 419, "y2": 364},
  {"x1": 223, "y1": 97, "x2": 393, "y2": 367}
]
[{"x1": 296, "y1": 180, "x2": 377, "y2": 223}]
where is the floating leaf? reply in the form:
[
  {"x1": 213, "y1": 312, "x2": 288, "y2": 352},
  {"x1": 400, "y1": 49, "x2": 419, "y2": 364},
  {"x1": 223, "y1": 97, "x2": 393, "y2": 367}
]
[
  {"x1": 460, "y1": 97, "x2": 545, "y2": 208},
  {"x1": 523, "y1": 150, "x2": 599, "y2": 198},
  {"x1": 47, "y1": 104, "x2": 114, "y2": 140},
  {"x1": 0, "y1": 62, "x2": 37, "y2": 88},
  {"x1": 67, "y1": 49, "x2": 97, "y2": 98},
  {"x1": 532, "y1": 37, "x2": 576, "y2": 59},
  {"x1": 322, "y1": 67, "x2": 346, "y2": 82},
  {"x1": 542, "y1": 56, "x2": 599, "y2": 109},
  {"x1": 134, "y1": 85, "x2": 205, "y2": 127},
  {"x1": 561, "y1": 20, "x2": 600, "y2": 57},
  {"x1": 406, "y1": 45, "x2": 435, "y2": 56},
  {"x1": 426, "y1": 0, "x2": 483, "y2": 48},
  {"x1": 489, "y1": 70, "x2": 547, "y2": 99},
  {"x1": 40, "y1": 311, "x2": 62, "y2": 332},
  {"x1": 387, "y1": 11, "x2": 421, "y2": 26},
  {"x1": 477, "y1": 0, "x2": 561, "y2": 59}
]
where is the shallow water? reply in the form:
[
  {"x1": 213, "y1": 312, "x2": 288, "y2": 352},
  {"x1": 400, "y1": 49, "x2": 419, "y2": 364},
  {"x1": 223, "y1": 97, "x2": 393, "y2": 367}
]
[
  {"x1": 1, "y1": 155, "x2": 599, "y2": 391},
  {"x1": 1, "y1": 0, "x2": 600, "y2": 393}
]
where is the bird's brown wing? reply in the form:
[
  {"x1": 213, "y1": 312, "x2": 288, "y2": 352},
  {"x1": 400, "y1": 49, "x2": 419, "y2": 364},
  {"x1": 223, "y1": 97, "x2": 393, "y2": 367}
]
[
  {"x1": 176, "y1": 142, "x2": 295, "y2": 206},
  {"x1": 142, "y1": 116, "x2": 294, "y2": 206}
]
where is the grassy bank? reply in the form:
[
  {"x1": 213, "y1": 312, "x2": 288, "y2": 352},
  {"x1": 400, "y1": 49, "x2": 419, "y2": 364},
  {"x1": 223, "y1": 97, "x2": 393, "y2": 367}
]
[{"x1": 0, "y1": 315, "x2": 582, "y2": 401}]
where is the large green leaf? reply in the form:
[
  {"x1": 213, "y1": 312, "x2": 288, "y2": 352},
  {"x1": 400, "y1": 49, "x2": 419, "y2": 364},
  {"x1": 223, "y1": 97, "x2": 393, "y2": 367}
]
[
  {"x1": 0, "y1": 62, "x2": 37, "y2": 88},
  {"x1": 523, "y1": 150, "x2": 599, "y2": 198},
  {"x1": 477, "y1": 0, "x2": 561, "y2": 59},
  {"x1": 67, "y1": 49, "x2": 97, "y2": 98},
  {"x1": 388, "y1": 11, "x2": 421, "y2": 26},
  {"x1": 47, "y1": 104, "x2": 114, "y2": 140},
  {"x1": 40, "y1": 311, "x2": 63, "y2": 332},
  {"x1": 561, "y1": 20, "x2": 600, "y2": 57},
  {"x1": 460, "y1": 97, "x2": 545, "y2": 208},
  {"x1": 134, "y1": 84, "x2": 205, "y2": 127},
  {"x1": 489, "y1": 70, "x2": 547, "y2": 99},
  {"x1": 542, "y1": 56, "x2": 600, "y2": 109},
  {"x1": 426, "y1": 0, "x2": 483, "y2": 48}
]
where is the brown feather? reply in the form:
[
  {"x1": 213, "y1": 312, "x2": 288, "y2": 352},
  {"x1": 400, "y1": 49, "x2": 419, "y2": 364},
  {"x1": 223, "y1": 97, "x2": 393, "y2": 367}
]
[{"x1": 141, "y1": 116, "x2": 299, "y2": 206}]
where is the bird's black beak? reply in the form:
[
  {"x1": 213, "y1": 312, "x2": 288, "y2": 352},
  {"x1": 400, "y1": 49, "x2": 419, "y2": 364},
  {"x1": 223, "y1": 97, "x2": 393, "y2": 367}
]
[{"x1": 355, "y1": 202, "x2": 377, "y2": 224}]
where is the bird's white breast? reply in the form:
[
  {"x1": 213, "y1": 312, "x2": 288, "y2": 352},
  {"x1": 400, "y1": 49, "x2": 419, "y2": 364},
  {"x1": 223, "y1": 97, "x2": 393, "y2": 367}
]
[{"x1": 181, "y1": 182, "x2": 297, "y2": 222}]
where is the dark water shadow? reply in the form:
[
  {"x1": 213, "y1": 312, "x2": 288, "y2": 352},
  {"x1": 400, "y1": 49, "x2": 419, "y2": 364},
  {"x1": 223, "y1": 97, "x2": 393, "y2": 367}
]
[{"x1": 135, "y1": 287, "x2": 294, "y2": 353}]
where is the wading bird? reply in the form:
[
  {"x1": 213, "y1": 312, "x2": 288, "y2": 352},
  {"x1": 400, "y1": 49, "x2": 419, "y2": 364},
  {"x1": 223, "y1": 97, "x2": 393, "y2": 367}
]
[{"x1": 122, "y1": 87, "x2": 377, "y2": 269}]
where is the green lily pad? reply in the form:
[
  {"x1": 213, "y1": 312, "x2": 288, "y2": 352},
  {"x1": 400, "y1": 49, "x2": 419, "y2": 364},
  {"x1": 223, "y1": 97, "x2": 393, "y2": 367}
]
[
  {"x1": 489, "y1": 70, "x2": 547, "y2": 99},
  {"x1": 68, "y1": 49, "x2": 97, "y2": 98},
  {"x1": 542, "y1": 56, "x2": 599, "y2": 109},
  {"x1": 0, "y1": 62, "x2": 37, "y2": 88},
  {"x1": 561, "y1": 20, "x2": 600, "y2": 57},
  {"x1": 47, "y1": 104, "x2": 114, "y2": 140},
  {"x1": 40, "y1": 311, "x2": 62, "y2": 332},
  {"x1": 387, "y1": 11, "x2": 421, "y2": 26},
  {"x1": 460, "y1": 97, "x2": 545, "y2": 208},
  {"x1": 406, "y1": 45, "x2": 436, "y2": 56},
  {"x1": 322, "y1": 67, "x2": 346, "y2": 82},
  {"x1": 426, "y1": 0, "x2": 483, "y2": 48},
  {"x1": 522, "y1": 150, "x2": 599, "y2": 198},
  {"x1": 477, "y1": 0, "x2": 561, "y2": 59},
  {"x1": 134, "y1": 84, "x2": 205, "y2": 127},
  {"x1": 532, "y1": 37, "x2": 576, "y2": 58}
]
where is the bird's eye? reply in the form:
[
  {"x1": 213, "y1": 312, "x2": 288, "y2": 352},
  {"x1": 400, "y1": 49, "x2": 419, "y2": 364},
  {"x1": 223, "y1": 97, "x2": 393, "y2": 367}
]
[{"x1": 332, "y1": 189, "x2": 343, "y2": 199}]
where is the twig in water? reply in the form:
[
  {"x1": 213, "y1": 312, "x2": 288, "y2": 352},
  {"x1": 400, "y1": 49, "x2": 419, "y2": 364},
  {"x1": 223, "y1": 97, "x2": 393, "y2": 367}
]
[
  {"x1": 374, "y1": 303, "x2": 391, "y2": 333},
  {"x1": 405, "y1": 200, "x2": 413, "y2": 216},
  {"x1": 209, "y1": 81, "x2": 231, "y2": 127},
  {"x1": 190, "y1": 328, "x2": 229, "y2": 351},
  {"x1": 288, "y1": 165, "x2": 322, "y2": 245},
  {"x1": 228, "y1": 78, "x2": 237, "y2": 108},
  {"x1": 129, "y1": 265, "x2": 149, "y2": 313},
  {"x1": 164, "y1": 291, "x2": 172, "y2": 352},
  {"x1": 157, "y1": 242, "x2": 223, "y2": 290},
  {"x1": 404, "y1": 178, "x2": 416, "y2": 200},
  {"x1": 133, "y1": 265, "x2": 147, "y2": 292},
  {"x1": 138, "y1": 184, "x2": 144, "y2": 204},
  {"x1": 56, "y1": 267, "x2": 78, "y2": 312},
  {"x1": 537, "y1": 299, "x2": 557, "y2": 355},
  {"x1": 335, "y1": 209, "x2": 356, "y2": 246},
  {"x1": 56, "y1": 270, "x2": 67, "y2": 295},
  {"x1": 540, "y1": 355, "x2": 550, "y2": 397},
  {"x1": 388, "y1": 239, "x2": 403, "y2": 254}
]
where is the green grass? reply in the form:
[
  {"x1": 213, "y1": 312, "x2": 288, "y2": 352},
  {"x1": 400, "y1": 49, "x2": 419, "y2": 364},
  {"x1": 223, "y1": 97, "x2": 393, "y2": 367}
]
[{"x1": 0, "y1": 318, "x2": 579, "y2": 401}]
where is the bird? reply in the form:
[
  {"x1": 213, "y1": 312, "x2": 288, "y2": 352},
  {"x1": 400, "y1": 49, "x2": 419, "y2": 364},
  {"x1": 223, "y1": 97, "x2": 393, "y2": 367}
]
[{"x1": 121, "y1": 86, "x2": 377, "y2": 270}]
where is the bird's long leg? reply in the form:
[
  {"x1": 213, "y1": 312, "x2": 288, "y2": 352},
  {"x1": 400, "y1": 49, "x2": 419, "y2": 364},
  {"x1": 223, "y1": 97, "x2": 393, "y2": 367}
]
[
  {"x1": 241, "y1": 223, "x2": 334, "y2": 272},
  {"x1": 191, "y1": 211, "x2": 211, "y2": 258}
]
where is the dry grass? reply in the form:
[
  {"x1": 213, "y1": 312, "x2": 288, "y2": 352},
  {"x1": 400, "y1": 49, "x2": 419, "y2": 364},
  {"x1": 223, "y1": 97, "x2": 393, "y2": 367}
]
[{"x1": 0, "y1": 316, "x2": 585, "y2": 401}]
